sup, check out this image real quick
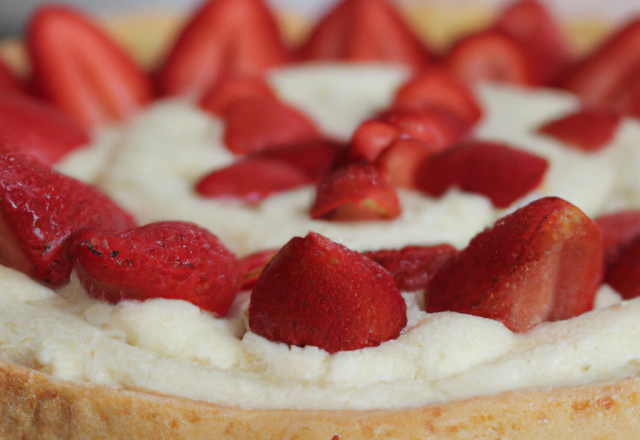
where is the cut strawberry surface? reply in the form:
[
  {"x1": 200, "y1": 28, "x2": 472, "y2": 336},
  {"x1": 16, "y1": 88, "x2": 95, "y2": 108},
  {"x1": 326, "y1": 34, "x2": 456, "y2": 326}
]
[
  {"x1": 537, "y1": 109, "x2": 622, "y2": 152},
  {"x1": 223, "y1": 97, "x2": 320, "y2": 155},
  {"x1": 311, "y1": 161, "x2": 401, "y2": 221},
  {"x1": 392, "y1": 69, "x2": 483, "y2": 126},
  {"x1": 72, "y1": 221, "x2": 241, "y2": 317},
  {"x1": 238, "y1": 248, "x2": 279, "y2": 290},
  {"x1": 157, "y1": 0, "x2": 290, "y2": 99},
  {"x1": 0, "y1": 153, "x2": 137, "y2": 287},
  {"x1": 199, "y1": 77, "x2": 276, "y2": 116},
  {"x1": 27, "y1": 5, "x2": 155, "y2": 129},
  {"x1": 363, "y1": 244, "x2": 457, "y2": 291},
  {"x1": 415, "y1": 140, "x2": 548, "y2": 208},
  {"x1": 445, "y1": 29, "x2": 534, "y2": 86},
  {"x1": 595, "y1": 210, "x2": 640, "y2": 269},
  {"x1": 297, "y1": 0, "x2": 430, "y2": 71},
  {"x1": 248, "y1": 232, "x2": 407, "y2": 353},
  {"x1": 0, "y1": 92, "x2": 90, "y2": 165},
  {"x1": 375, "y1": 138, "x2": 442, "y2": 188},
  {"x1": 426, "y1": 197, "x2": 604, "y2": 332},
  {"x1": 604, "y1": 236, "x2": 640, "y2": 300},
  {"x1": 349, "y1": 120, "x2": 399, "y2": 162},
  {"x1": 0, "y1": 58, "x2": 25, "y2": 94}
]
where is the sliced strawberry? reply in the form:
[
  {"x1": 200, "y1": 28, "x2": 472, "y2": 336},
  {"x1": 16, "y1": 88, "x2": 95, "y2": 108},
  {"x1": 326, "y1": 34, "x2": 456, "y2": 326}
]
[
  {"x1": 426, "y1": 197, "x2": 604, "y2": 332},
  {"x1": 199, "y1": 76, "x2": 276, "y2": 116},
  {"x1": 415, "y1": 140, "x2": 548, "y2": 208},
  {"x1": 558, "y1": 19, "x2": 640, "y2": 109},
  {"x1": 375, "y1": 138, "x2": 441, "y2": 188},
  {"x1": 248, "y1": 232, "x2": 407, "y2": 353},
  {"x1": 195, "y1": 158, "x2": 311, "y2": 203},
  {"x1": 297, "y1": 0, "x2": 430, "y2": 71},
  {"x1": 444, "y1": 29, "x2": 534, "y2": 86},
  {"x1": 392, "y1": 69, "x2": 483, "y2": 125},
  {"x1": 72, "y1": 221, "x2": 241, "y2": 316},
  {"x1": 255, "y1": 138, "x2": 342, "y2": 181},
  {"x1": 238, "y1": 248, "x2": 279, "y2": 290},
  {"x1": 311, "y1": 161, "x2": 401, "y2": 221},
  {"x1": 0, "y1": 153, "x2": 137, "y2": 287},
  {"x1": 223, "y1": 97, "x2": 320, "y2": 155},
  {"x1": 595, "y1": 210, "x2": 640, "y2": 268},
  {"x1": 27, "y1": 5, "x2": 155, "y2": 129},
  {"x1": 494, "y1": 0, "x2": 573, "y2": 84},
  {"x1": 608, "y1": 69, "x2": 640, "y2": 119},
  {"x1": 0, "y1": 58, "x2": 25, "y2": 94},
  {"x1": 363, "y1": 244, "x2": 457, "y2": 291},
  {"x1": 349, "y1": 120, "x2": 399, "y2": 162},
  {"x1": 0, "y1": 92, "x2": 89, "y2": 165},
  {"x1": 604, "y1": 236, "x2": 640, "y2": 300},
  {"x1": 537, "y1": 109, "x2": 622, "y2": 152},
  {"x1": 157, "y1": 0, "x2": 290, "y2": 98}
]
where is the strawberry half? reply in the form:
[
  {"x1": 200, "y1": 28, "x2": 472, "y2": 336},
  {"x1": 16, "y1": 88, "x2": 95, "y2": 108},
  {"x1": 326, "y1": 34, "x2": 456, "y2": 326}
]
[
  {"x1": 0, "y1": 58, "x2": 25, "y2": 94},
  {"x1": 27, "y1": 5, "x2": 155, "y2": 129},
  {"x1": 375, "y1": 138, "x2": 442, "y2": 189},
  {"x1": 595, "y1": 210, "x2": 640, "y2": 269},
  {"x1": 238, "y1": 248, "x2": 279, "y2": 290},
  {"x1": 415, "y1": 140, "x2": 548, "y2": 208},
  {"x1": 537, "y1": 109, "x2": 622, "y2": 152},
  {"x1": 0, "y1": 92, "x2": 90, "y2": 165},
  {"x1": 297, "y1": 0, "x2": 431, "y2": 71},
  {"x1": 199, "y1": 76, "x2": 276, "y2": 116},
  {"x1": 248, "y1": 232, "x2": 407, "y2": 353},
  {"x1": 72, "y1": 221, "x2": 241, "y2": 316},
  {"x1": 363, "y1": 244, "x2": 457, "y2": 291},
  {"x1": 426, "y1": 197, "x2": 604, "y2": 332},
  {"x1": 604, "y1": 236, "x2": 640, "y2": 300},
  {"x1": 0, "y1": 153, "x2": 136, "y2": 287},
  {"x1": 157, "y1": 0, "x2": 290, "y2": 99}
]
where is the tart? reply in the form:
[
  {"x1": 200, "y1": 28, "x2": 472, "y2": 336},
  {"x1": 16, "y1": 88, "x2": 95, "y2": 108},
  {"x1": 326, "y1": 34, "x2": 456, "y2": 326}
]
[{"x1": 2, "y1": 0, "x2": 640, "y2": 439}]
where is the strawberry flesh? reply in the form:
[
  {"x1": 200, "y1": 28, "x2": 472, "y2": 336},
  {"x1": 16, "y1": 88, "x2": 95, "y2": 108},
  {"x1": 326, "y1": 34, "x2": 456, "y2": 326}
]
[
  {"x1": 248, "y1": 232, "x2": 407, "y2": 353},
  {"x1": 426, "y1": 197, "x2": 604, "y2": 332},
  {"x1": 375, "y1": 138, "x2": 442, "y2": 188},
  {"x1": 200, "y1": 76, "x2": 276, "y2": 116},
  {"x1": 72, "y1": 221, "x2": 241, "y2": 316},
  {"x1": 595, "y1": 210, "x2": 640, "y2": 269},
  {"x1": 604, "y1": 236, "x2": 640, "y2": 300},
  {"x1": 238, "y1": 248, "x2": 279, "y2": 290},
  {"x1": 0, "y1": 58, "x2": 25, "y2": 94},
  {"x1": 537, "y1": 109, "x2": 621, "y2": 152},
  {"x1": 0, "y1": 153, "x2": 137, "y2": 287}
]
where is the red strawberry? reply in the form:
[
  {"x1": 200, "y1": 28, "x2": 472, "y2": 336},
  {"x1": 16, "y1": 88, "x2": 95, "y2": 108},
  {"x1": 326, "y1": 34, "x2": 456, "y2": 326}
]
[
  {"x1": 363, "y1": 244, "x2": 457, "y2": 291},
  {"x1": 537, "y1": 109, "x2": 622, "y2": 152},
  {"x1": 199, "y1": 76, "x2": 276, "y2": 116},
  {"x1": 392, "y1": 69, "x2": 483, "y2": 125},
  {"x1": 255, "y1": 139, "x2": 342, "y2": 182},
  {"x1": 157, "y1": 0, "x2": 290, "y2": 99},
  {"x1": 0, "y1": 58, "x2": 24, "y2": 94},
  {"x1": 27, "y1": 5, "x2": 155, "y2": 129},
  {"x1": 248, "y1": 232, "x2": 407, "y2": 353},
  {"x1": 311, "y1": 161, "x2": 401, "y2": 221},
  {"x1": 595, "y1": 210, "x2": 640, "y2": 268},
  {"x1": 238, "y1": 248, "x2": 279, "y2": 290},
  {"x1": 223, "y1": 97, "x2": 320, "y2": 155},
  {"x1": 375, "y1": 138, "x2": 442, "y2": 188},
  {"x1": 72, "y1": 221, "x2": 241, "y2": 317},
  {"x1": 297, "y1": 0, "x2": 430, "y2": 71},
  {"x1": 604, "y1": 235, "x2": 640, "y2": 300},
  {"x1": 415, "y1": 140, "x2": 548, "y2": 208},
  {"x1": 426, "y1": 197, "x2": 604, "y2": 332},
  {"x1": 0, "y1": 92, "x2": 90, "y2": 165},
  {"x1": 444, "y1": 30, "x2": 534, "y2": 86},
  {"x1": 349, "y1": 120, "x2": 399, "y2": 162},
  {"x1": 0, "y1": 153, "x2": 137, "y2": 287}
]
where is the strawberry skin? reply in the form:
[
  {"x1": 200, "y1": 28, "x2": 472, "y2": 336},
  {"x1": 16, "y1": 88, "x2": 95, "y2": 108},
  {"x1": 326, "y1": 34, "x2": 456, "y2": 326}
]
[
  {"x1": 238, "y1": 248, "x2": 279, "y2": 290},
  {"x1": 537, "y1": 109, "x2": 621, "y2": 152},
  {"x1": 604, "y1": 236, "x2": 640, "y2": 300},
  {"x1": 0, "y1": 58, "x2": 25, "y2": 94},
  {"x1": 27, "y1": 5, "x2": 155, "y2": 129},
  {"x1": 248, "y1": 232, "x2": 407, "y2": 353},
  {"x1": 0, "y1": 92, "x2": 89, "y2": 165},
  {"x1": 426, "y1": 197, "x2": 604, "y2": 332},
  {"x1": 199, "y1": 77, "x2": 276, "y2": 116},
  {"x1": 0, "y1": 153, "x2": 136, "y2": 287},
  {"x1": 595, "y1": 210, "x2": 640, "y2": 269},
  {"x1": 72, "y1": 221, "x2": 241, "y2": 316}
]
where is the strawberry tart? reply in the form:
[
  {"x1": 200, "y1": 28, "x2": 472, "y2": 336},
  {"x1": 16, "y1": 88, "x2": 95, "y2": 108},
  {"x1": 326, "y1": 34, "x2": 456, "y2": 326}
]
[{"x1": 2, "y1": 0, "x2": 640, "y2": 438}]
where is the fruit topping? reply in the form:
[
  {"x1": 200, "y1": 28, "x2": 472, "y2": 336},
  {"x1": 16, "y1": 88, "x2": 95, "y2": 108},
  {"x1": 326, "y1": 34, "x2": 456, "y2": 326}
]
[
  {"x1": 0, "y1": 58, "x2": 25, "y2": 94},
  {"x1": 595, "y1": 210, "x2": 640, "y2": 269},
  {"x1": 0, "y1": 153, "x2": 136, "y2": 287},
  {"x1": 425, "y1": 197, "x2": 604, "y2": 332},
  {"x1": 537, "y1": 109, "x2": 622, "y2": 151},
  {"x1": 415, "y1": 140, "x2": 548, "y2": 208},
  {"x1": 72, "y1": 221, "x2": 241, "y2": 317},
  {"x1": 603, "y1": 236, "x2": 640, "y2": 300},
  {"x1": 363, "y1": 244, "x2": 457, "y2": 291},
  {"x1": 199, "y1": 77, "x2": 276, "y2": 116},
  {"x1": 27, "y1": 5, "x2": 155, "y2": 129},
  {"x1": 375, "y1": 138, "x2": 442, "y2": 188},
  {"x1": 297, "y1": 0, "x2": 431, "y2": 71},
  {"x1": 311, "y1": 161, "x2": 401, "y2": 221},
  {"x1": 238, "y1": 248, "x2": 279, "y2": 290},
  {"x1": 248, "y1": 232, "x2": 407, "y2": 353},
  {"x1": 0, "y1": 92, "x2": 90, "y2": 165},
  {"x1": 157, "y1": 0, "x2": 290, "y2": 99}
]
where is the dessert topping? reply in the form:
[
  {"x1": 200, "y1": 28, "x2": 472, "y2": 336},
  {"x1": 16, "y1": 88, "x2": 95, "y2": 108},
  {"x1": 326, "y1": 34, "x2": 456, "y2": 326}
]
[{"x1": 537, "y1": 109, "x2": 622, "y2": 152}]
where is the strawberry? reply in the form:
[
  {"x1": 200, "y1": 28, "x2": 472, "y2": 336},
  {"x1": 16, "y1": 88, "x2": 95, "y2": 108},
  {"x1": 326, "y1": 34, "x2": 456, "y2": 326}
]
[
  {"x1": 349, "y1": 120, "x2": 399, "y2": 162},
  {"x1": 27, "y1": 5, "x2": 155, "y2": 129},
  {"x1": 0, "y1": 58, "x2": 24, "y2": 94},
  {"x1": 415, "y1": 140, "x2": 548, "y2": 208},
  {"x1": 72, "y1": 221, "x2": 241, "y2": 317},
  {"x1": 595, "y1": 210, "x2": 640, "y2": 269},
  {"x1": 199, "y1": 76, "x2": 276, "y2": 116},
  {"x1": 222, "y1": 97, "x2": 320, "y2": 155},
  {"x1": 255, "y1": 139, "x2": 342, "y2": 182},
  {"x1": 238, "y1": 248, "x2": 279, "y2": 290},
  {"x1": 0, "y1": 153, "x2": 137, "y2": 287},
  {"x1": 0, "y1": 92, "x2": 90, "y2": 165},
  {"x1": 297, "y1": 0, "x2": 430, "y2": 71},
  {"x1": 375, "y1": 138, "x2": 442, "y2": 188},
  {"x1": 311, "y1": 161, "x2": 401, "y2": 221},
  {"x1": 392, "y1": 69, "x2": 483, "y2": 126},
  {"x1": 248, "y1": 232, "x2": 407, "y2": 353},
  {"x1": 537, "y1": 109, "x2": 622, "y2": 152},
  {"x1": 363, "y1": 244, "x2": 457, "y2": 291},
  {"x1": 426, "y1": 197, "x2": 604, "y2": 332},
  {"x1": 444, "y1": 29, "x2": 534, "y2": 86},
  {"x1": 157, "y1": 0, "x2": 290, "y2": 99},
  {"x1": 604, "y1": 236, "x2": 640, "y2": 300}
]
